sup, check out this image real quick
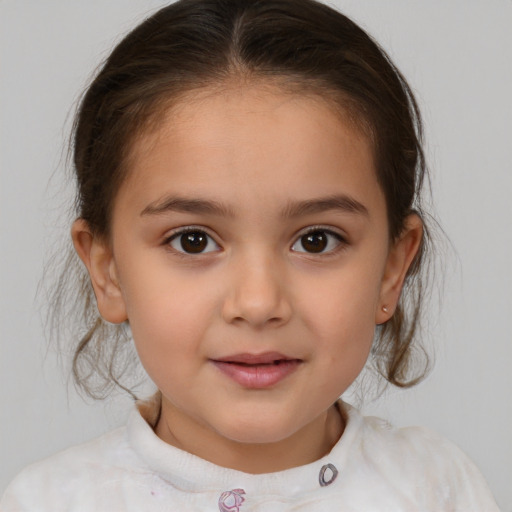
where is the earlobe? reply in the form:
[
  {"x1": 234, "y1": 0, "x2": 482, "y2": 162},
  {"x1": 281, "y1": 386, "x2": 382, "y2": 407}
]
[
  {"x1": 71, "y1": 219, "x2": 128, "y2": 324},
  {"x1": 376, "y1": 214, "x2": 423, "y2": 324}
]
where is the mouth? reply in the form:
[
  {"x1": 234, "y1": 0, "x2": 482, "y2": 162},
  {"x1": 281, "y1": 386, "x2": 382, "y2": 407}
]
[{"x1": 210, "y1": 352, "x2": 303, "y2": 389}]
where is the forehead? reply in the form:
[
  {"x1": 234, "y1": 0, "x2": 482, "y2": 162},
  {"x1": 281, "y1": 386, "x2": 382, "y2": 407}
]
[{"x1": 116, "y1": 85, "x2": 384, "y2": 219}]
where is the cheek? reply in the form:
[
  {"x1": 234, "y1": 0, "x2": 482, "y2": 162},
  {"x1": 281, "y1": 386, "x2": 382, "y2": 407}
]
[
  {"x1": 128, "y1": 299, "x2": 208, "y2": 397},
  {"x1": 301, "y1": 268, "x2": 382, "y2": 336},
  {"x1": 313, "y1": 300, "x2": 375, "y2": 397},
  {"x1": 119, "y1": 267, "x2": 221, "y2": 372},
  {"x1": 297, "y1": 266, "x2": 381, "y2": 378}
]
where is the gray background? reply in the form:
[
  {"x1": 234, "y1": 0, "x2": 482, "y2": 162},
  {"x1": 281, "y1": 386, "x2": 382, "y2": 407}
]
[{"x1": 1, "y1": 1, "x2": 511, "y2": 509}]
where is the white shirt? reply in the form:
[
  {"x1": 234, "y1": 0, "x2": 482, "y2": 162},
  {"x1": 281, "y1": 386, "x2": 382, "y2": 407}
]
[{"x1": 1, "y1": 399, "x2": 499, "y2": 511}]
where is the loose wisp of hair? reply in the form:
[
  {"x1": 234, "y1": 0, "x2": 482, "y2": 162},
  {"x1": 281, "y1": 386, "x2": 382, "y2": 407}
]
[{"x1": 48, "y1": 0, "x2": 436, "y2": 400}]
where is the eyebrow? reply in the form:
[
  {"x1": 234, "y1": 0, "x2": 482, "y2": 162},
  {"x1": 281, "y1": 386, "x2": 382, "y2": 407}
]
[
  {"x1": 281, "y1": 195, "x2": 369, "y2": 218},
  {"x1": 140, "y1": 194, "x2": 368, "y2": 218},
  {"x1": 141, "y1": 196, "x2": 235, "y2": 217}
]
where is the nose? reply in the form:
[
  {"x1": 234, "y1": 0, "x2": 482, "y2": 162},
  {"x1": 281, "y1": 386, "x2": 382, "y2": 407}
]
[{"x1": 221, "y1": 251, "x2": 292, "y2": 329}]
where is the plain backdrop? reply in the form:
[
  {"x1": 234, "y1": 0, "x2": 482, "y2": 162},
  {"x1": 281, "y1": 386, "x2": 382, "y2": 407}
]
[{"x1": 1, "y1": 1, "x2": 511, "y2": 509}]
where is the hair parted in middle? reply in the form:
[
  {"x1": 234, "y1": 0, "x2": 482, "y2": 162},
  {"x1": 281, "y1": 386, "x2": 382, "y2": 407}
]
[{"x1": 54, "y1": 0, "x2": 433, "y2": 399}]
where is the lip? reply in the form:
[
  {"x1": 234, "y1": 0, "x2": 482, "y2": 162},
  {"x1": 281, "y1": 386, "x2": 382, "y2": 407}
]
[{"x1": 211, "y1": 352, "x2": 302, "y2": 389}]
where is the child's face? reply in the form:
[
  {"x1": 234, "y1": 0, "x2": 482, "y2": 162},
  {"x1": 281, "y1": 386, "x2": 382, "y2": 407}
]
[{"x1": 77, "y1": 85, "x2": 420, "y2": 464}]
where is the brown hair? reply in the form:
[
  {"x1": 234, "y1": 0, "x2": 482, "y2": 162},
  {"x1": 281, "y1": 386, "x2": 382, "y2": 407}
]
[{"x1": 57, "y1": 0, "x2": 434, "y2": 399}]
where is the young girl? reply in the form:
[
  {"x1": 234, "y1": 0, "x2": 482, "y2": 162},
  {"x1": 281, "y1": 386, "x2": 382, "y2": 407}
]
[{"x1": 1, "y1": 0, "x2": 500, "y2": 510}]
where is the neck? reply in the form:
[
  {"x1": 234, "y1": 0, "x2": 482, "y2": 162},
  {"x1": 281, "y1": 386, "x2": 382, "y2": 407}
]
[{"x1": 154, "y1": 397, "x2": 344, "y2": 474}]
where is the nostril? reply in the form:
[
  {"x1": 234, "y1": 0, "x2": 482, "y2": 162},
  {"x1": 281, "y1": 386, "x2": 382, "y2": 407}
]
[{"x1": 221, "y1": 270, "x2": 292, "y2": 327}]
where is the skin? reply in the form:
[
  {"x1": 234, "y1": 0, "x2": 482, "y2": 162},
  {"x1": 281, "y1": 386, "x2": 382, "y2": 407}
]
[{"x1": 73, "y1": 85, "x2": 422, "y2": 474}]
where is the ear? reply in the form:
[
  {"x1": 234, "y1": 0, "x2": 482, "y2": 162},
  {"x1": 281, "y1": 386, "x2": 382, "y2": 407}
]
[
  {"x1": 71, "y1": 219, "x2": 128, "y2": 324},
  {"x1": 376, "y1": 214, "x2": 423, "y2": 325}
]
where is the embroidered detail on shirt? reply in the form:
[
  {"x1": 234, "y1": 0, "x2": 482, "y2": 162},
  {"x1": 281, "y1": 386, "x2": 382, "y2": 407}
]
[
  {"x1": 218, "y1": 488, "x2": 246, "y2": 511},
  {"x1": 319, "y1": 463, "x2": 338, "y2": 487}
]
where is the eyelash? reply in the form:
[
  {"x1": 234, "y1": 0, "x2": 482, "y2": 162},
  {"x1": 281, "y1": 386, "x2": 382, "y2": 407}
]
[
  {"x1": 163, "y1": 226, "x2": 347, "y2": 256},
  {"x1": 290, "y1": 226, "x2": 347, "y2": 256},
  {"x1": 164, "y1": 226, "x2": 220, "y2": 256}
]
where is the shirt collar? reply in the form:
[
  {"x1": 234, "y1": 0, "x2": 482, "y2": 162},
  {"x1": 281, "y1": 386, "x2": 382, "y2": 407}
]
[{"x1": 127, "y1": 393, "x2": 363, "y2": 497}]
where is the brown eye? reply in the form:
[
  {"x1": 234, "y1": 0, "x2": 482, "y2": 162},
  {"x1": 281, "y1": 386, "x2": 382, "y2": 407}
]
[
  {"x1": 301, "y1": 231, "x2": 327, "y2": 253},
  {"x1": 169, "y1": 230, "x2": 219, "y2": 254},
  {"x1": 291, "y1": 229, "x2": 343, "y2": 254}
]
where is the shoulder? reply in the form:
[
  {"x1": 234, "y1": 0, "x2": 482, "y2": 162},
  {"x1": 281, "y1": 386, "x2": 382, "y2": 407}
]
[
  {"x1": 0, "y1": 425, "x2": 142, "y2": 511},
  {"x1": 361, "y1": 412, "x2": 476, "y2": 473},
  {"x1": 340, "y1": 403, "x2": 499, "y2": 510}
]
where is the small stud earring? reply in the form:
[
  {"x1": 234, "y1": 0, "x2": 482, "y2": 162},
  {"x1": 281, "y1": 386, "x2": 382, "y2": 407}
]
[{"x1": 382, "y1": 306, "x2": 389, "y2": 313}]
